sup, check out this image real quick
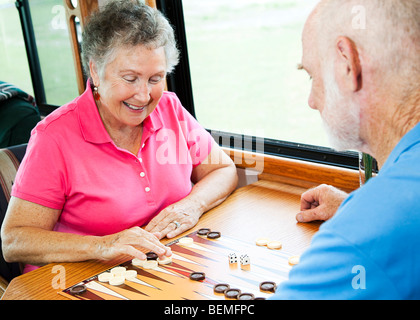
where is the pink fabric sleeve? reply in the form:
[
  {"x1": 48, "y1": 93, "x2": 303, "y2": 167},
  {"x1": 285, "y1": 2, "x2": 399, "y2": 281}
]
[{"x1": 11, "y1": 129, "x2": 67, "y2": 210}]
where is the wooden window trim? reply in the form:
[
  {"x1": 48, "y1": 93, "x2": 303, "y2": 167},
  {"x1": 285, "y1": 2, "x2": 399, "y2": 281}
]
[{"x1": 223, "y1": 148, "x2": 360, "y2": 193}]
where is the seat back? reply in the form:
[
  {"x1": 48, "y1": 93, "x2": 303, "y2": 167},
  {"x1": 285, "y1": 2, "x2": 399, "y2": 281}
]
[{"x1": 0, "y1": 144, "x2": 27, "y2": 282}]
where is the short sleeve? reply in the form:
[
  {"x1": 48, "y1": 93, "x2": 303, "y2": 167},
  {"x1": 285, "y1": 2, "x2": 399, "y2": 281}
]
[{"x1": 11, "y1": 129, "x2": 67, "y2": 209}]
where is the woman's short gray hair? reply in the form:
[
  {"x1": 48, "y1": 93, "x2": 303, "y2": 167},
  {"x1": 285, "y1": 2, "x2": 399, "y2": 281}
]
[{"x1": 81, "y1": 0, "x2": 179, "y2": 79}]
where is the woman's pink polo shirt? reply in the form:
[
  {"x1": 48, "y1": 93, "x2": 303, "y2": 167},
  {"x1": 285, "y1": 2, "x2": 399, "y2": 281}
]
[{"x1": 12, "y1": 85, "x2": 213, "y2": 272}]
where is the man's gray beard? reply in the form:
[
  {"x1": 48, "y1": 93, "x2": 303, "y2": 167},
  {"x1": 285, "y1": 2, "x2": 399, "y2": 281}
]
[{"x1": 321, "y1": 70, "x2": 364, "y2": 152}]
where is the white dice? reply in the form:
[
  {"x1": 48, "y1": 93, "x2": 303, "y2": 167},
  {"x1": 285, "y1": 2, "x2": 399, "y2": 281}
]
[
  {"x1": 228, "y1": 253, "x2": 237, "y2": 264},
  {"x1": 240, "y1": 254, "x2": 250, "y2": 266}
]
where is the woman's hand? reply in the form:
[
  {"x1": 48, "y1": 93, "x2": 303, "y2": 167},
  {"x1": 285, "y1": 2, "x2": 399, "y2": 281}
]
[
  {"x1": 145, "y1": 142, "x2": 237, "y2": 240},
  {"x1": 97, "y1": 226, "x2": 172, "y2": 261},
  {"x1": 144, "y1": 200, "x2": 201, "y2": 239},
  {"x1": 2, "y1": 197, "x2": 171, "y2": 266},
  {"x1": 296, "y1": 184, "x2": 348, "y2": 222}
]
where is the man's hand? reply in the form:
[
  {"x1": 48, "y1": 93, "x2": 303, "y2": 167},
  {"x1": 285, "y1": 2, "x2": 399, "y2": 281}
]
[{"x1": 296, "y1": 184, "x2": 348, "y2": 222}]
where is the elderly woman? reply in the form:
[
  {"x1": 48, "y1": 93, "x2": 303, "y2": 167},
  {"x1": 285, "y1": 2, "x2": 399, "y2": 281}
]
[{"x1": 1, "y1": 0, "x2": 237, "y2": 273}]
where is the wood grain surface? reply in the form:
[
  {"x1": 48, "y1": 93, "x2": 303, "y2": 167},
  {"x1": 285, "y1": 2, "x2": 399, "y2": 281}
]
[{"x1": 1, "y1": 180, "x2": 320, "y2": 300}]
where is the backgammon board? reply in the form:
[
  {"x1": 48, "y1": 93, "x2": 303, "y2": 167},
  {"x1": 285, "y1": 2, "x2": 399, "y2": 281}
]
[{"x1": 60, "y1": 230, "x2": 294, "y2": 300}]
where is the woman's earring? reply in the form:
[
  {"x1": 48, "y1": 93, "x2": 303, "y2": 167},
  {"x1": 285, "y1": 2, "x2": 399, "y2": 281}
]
[{"x1": 93, "y1": 86, "x2": 100, "y2": 100}]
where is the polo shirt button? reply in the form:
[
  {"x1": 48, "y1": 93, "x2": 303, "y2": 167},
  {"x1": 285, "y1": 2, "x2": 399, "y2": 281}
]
[
  {"x1": 145, "y1": 187, "x2": 150, "y2": 192},
  {"x1": 140, "y1": 172, "x2": 145, "y2": 177},
  {"x1": 138, "y1": 157, "x2": 143, "y2": 163}
]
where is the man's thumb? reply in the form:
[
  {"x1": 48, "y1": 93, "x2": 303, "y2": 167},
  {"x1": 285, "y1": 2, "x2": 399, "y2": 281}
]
[{"x1": 296, "y1": 208, "x2": 321, "y2": 223}]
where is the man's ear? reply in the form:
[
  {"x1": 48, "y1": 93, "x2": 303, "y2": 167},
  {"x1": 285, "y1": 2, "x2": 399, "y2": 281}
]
[
  {"x1": 335, "y1": 36, "x2": 362, "y2": 92},
  {"x1": 89, "y1": 60, "x2": 100, "y2": 87}
]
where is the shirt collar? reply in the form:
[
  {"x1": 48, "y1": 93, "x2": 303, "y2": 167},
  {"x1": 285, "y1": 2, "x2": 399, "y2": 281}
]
[
  {"x1": 142, "y1": 101, "x2": 163, "y2": 143},
  {"x1": 77, "y1": 82, "x2": 164, "y2": 144},
  {"x1": 77, "y1": 83, "x2": 111, "y2": 144}
]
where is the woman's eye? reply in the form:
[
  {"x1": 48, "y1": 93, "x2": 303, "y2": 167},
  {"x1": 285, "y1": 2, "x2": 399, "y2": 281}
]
[
  {"x1": 149, "y1": 76, "x2": 162, "y2": 84},
  {"x1": 123, "y1": 77, "x2": 136, "y2": 83}
]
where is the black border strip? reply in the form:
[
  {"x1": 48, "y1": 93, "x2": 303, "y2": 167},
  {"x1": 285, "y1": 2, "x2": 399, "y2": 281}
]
[
  {"x1": 209, "y1": 130, "x2": 358, "y2": 169},
  {"x1": 15, "y1": 0, "x2": 46, "y2": 106}
]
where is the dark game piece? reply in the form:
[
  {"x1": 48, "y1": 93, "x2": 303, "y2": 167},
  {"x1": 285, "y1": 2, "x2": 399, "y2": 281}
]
[
  {"x1": 207, "y1": 231, "x2": 221, "y2": 239},
  {"x1": 238, "y1": 293, "x2": 255, "y2": 300},
  {"x1": 69, "y1": 284, "x2": 87, "y2": 295},
  {"x1": 146, "y1": 251, "x2": 158, "y2": 260},
  {"x1": 197, "y1": 228, "x2": 211, "y2": 236},
  {"x1": 259, "y1": 281, "x2": 277, "y2": 293},
  {"x1": 213, "y1": 283, "x2": 230, "y2": 294},
  {"x1": 224, "y1": 288, "x2": 241, "y2": 299},
  {"x1": 189, "y1": 272, "x2": 205, "y2": 281}
]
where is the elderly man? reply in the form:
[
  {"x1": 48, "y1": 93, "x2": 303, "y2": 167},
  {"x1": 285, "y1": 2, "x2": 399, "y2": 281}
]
[{"x1": 272, "y1": 0, "x2": 420, "y2": 299}]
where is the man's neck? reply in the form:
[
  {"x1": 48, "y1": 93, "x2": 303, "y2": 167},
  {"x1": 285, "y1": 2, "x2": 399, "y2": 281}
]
[{"x1": 367, "y1": 92, "x2": 420, "y2": 168}]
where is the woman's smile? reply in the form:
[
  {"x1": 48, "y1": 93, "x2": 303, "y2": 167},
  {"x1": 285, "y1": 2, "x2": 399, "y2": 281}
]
[
  {"x1": 91, "y1": 45, "x2": 167, "y2": 129},
  {"x1": 123, "y1": 101, "x2": 148, "y2": 112}
]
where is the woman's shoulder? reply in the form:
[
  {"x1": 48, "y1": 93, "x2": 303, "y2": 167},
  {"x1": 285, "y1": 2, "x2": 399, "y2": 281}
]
[
  {"x1": 33, "y1": 97, "x2": 81, "y2": 134},
  {"x1": 153, "y1": 91, "x2": 184, "y2": 121},
  {"x1": 159, "y1": 91, "x2": 181, "y2": 107}
]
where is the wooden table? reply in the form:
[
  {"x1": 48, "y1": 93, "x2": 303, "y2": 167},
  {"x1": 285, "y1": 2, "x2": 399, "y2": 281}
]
[{"x1": 1, "y1": 180, "x2": 320, "y2": 300}]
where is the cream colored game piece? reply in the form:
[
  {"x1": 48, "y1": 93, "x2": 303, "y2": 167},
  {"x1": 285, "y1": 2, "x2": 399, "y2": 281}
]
[
  {"x1": 125, "y1": 269, "x2": 137, "y2": 279},
  {"x1": 143, "y1": 260, "x2": 158, "y2": 269},
  {"x1": 132, "y1": 258, "x2": 146, "y2": 266},
  {"x1": 97, "y1": 272, "x2": 113, "y2": 283},
  {"x1": 255, "y1": 237, "x2": 270, "y2": 246},
  {"x1": 288, "y1": 255, "x2": 300, "y2": 266},
  {"x1": 157, "y1": 256, "x2": 173, "y2": 265},
  {"x1": 267, "y1": 241, "x2": 282, "y2": 250},
  {"x1": 178, "y1": 237, "x2": 194, "y2": 246},
  {"x1": 109, "y1": 275, "x2": 125, "y2": 286},
  {"x1": 110, "y1": 266, "x2": 126, "y2": 276}
]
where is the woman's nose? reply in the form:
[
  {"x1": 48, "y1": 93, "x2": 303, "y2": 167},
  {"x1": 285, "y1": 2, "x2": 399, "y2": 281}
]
[{"x1": 133, "y1": 81, "x2": 151, "y2": 104}]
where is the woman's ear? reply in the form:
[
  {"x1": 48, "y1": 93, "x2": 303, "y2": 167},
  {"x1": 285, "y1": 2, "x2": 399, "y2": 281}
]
[{"x1": 89, "y1": 60, "x2": 100, "y2": 87}]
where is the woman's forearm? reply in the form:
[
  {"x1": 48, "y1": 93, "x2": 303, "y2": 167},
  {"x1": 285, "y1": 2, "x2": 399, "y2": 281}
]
[
  {"x1": 188, "y1": 162, "x2": 238, "y2": 216},
  {"x1": 1, "y1": 197, "x2": 171, "y2": 266},
  {"x1": 2, "y1": 225, "x2": 102, "y2": 266}
]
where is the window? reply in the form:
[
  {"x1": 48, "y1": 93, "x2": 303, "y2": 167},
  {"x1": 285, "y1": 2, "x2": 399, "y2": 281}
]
[
  {"x1": 6, "y1": 0, "x2": 358, "y2": 169},
  {"x1": 28, "y1": 0, "x2": 79, "y2": 105},
  {"x1": 160, "y1": 0, "x2": 358, "y2": 169},
  {"x1": 0, "y1": 0, "x2": 32, "y2": 95},
  {"x1": 183, "y1": 0, "x2": 328, "y2": 147}
]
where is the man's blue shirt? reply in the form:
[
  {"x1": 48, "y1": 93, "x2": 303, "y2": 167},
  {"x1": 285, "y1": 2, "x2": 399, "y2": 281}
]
[{"x1": 272, "y1": 122, "x2": 420, "y2": 299}]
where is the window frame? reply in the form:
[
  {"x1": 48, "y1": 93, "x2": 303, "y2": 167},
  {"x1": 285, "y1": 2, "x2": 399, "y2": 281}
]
[
  {"x1": 157, "y1": 0, "x2": 359, "y2": 170},
  {"x1": 15, "y1": 0, "x2": 86, "y2": 115},
  {"x1": 15, "y1": 0, "x2": 47, "y2": 112},
  {"x1": 15, "y1": 0, "x2": 359, "y2": 170}
]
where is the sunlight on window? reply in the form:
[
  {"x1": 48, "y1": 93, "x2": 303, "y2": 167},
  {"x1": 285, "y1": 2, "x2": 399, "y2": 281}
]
[{"x1": 183, "y1": 0, "x2": 330, "y2": 148}]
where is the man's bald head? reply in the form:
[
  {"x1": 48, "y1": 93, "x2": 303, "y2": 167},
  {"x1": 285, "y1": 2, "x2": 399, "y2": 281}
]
[
  {"x1": 310, "y1": 0, "x2": 420, "y2": 85},
  {"x1": 300, "y1": 0, "x2": 420, "y2": 163}
]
